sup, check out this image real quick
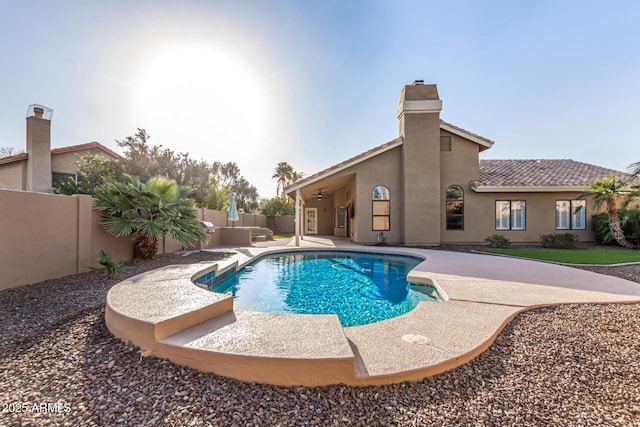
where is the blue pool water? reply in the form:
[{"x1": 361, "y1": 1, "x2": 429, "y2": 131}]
[{"x1": 211, "y1": 251, "x2": 440, "y2": 327}]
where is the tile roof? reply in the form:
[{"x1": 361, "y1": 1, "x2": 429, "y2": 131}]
[
  {"x1": 476, "y1": 159, "x2": 629, "y2": 189},
  {"x1": 50, "y1": 142, "x2": 120, "y2": 158},
  {"x1": 0, "y1": 153, "x2": 27, "y2": 165},
  {"x1": 0, "y1": 142, "x2": 120, "y2": 165}
]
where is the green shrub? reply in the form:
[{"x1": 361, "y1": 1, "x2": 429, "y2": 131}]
[
  {"x1": 539, "y1": 233, "x2": 580, "y2": 249},
  {"x1": 592, "y1": 210, "x2": 640, "y2": 245},
  {"x1": 98, "y1": 250, "x2": 125, "y2": 278},
  {"x1": 485, "y1": 234, "x2": 511, "y2": 248}
]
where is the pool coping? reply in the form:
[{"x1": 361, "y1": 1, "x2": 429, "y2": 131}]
[{"x1": 105, "y1": 239, "x2": 640, "y2": 386}]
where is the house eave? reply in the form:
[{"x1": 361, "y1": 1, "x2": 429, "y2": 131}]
[
  {"x1": 440, "y1": 123, "x2": 494, "y2": 150},
  {"x1": 285, "y1": 138, "x2": 403, "y2": 195}
]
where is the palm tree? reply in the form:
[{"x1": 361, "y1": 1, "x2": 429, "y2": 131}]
[
  {"x1": 629, "y1": 161, "x2": 640, "y2": 179},
  {"x1": 94, "y1": 175, "x2": 206, "y2": 259},
  {"x1": 272, "y1": 162, "x2": 293, "y2": 198},
  {"x1": 290, "y1": 170, "x2": 305, "y2": 184},
  {"x1": 580, "y1": 175, "x2": 639, "y2": 249}
]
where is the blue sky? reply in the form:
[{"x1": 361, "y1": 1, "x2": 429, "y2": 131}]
[{"x1": 1, "y1": 0, "x2": 639, "y2": 198}]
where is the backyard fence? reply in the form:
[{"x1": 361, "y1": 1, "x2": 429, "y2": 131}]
[{"x1": 0, "y1": 189, "x2": 290, "y2": 290}]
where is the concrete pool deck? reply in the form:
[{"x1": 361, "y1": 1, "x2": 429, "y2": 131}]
[{"x1": 105, "y1": 237, "x2": 640, "y2": 386}]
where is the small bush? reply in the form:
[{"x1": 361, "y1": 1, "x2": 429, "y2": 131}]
[
  {"x1": 98, "y1": 250, "x2": 125, "y2": 278},
  {"x1": 539, "y1": 233, "x2": 580, "y2": 249},
  {"x1": 485, "y1": 234, "x2": 511, "y2": 248}
]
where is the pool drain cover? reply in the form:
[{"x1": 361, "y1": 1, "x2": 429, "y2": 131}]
[{"x1": 402, "y1": 334, "x2": 430, "y2": 345}]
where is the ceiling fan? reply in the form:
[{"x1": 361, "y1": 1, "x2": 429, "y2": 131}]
[{"x1": 315, "y1": 188, "x2": 324, "y2": 201}]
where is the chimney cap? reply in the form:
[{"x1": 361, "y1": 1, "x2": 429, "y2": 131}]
[
  {"x1": 26, "y1": 104, "x2": 53, "y2": 120},
  {"x1": 413, "y1": 80, "x2": 424, "y2": 85}
]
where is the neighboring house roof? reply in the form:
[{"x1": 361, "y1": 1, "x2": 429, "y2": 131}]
[
  {"x1": 51, "y1": 141, "x2": 121, "y2": 158},
  {"x1": 473, "y1": 159, "x2": 629, "y2": 192},
  {"x1": 286, "y1": 120, "x2": 493, "y2": 193},
  {"x1": 0, "y1": 153, "x2": 27, "y2": 165},
  {"x1": 0, "y1": 142, "x2": 120, "y2": 165}
]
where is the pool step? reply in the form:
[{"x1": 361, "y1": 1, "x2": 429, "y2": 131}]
[
  {"x1": 155, "y1": 311, "x2": 357, "y2": 386},
  {"x1": 105, "y1": 263, "x2": 234, "y2": 351}
]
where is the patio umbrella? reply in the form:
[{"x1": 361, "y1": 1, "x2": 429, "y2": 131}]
[{"x1": 228, "y1": 193, "x2": 239, "y2": 228}]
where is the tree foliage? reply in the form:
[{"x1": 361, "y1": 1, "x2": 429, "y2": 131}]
[
  {"x1": 260, "y1": 197, "x2": 296, "y2": 216},
  {"x1": 272, "y1": 161, "x2": 304, "y2": 198},
  {"x1": 0, "y1": 146, "x2": 24, "y2": 158},
  {"x1": 54, "y1": 154, "x2": 123, "y2": 196},
  {"x1": 94, "y1": 175, "x2": 206, "y2": 259},
  {"x1": 55, "y1": 128, "x2": 260, "y2": 212},
  {"x1": 116, "y1": 129, "x2": 259, "y2": 212},
  {"x1": 629, "y1": 161, "x2": 640, "y2": 179}
]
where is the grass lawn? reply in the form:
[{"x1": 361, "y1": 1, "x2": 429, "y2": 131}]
[
  {"x1": 273, "y1": 233, "x2": 293, "y2": 239},
  {"x1": 481, "y1": 248, "x2": 640, "y2": 265}
]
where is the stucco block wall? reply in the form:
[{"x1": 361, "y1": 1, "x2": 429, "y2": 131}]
[
  {"x1": 0, "y1": 192, "x2": 276, "y2": 290},
  {"x1": 267, "y1": 215, "x2": 294, "y2": 234},
  {"x1": 1, "y1": 190, "x2": 89, "y2": 289},
  {"x1": 91, "y1": 209, "x2": 134, "y2": 263}
]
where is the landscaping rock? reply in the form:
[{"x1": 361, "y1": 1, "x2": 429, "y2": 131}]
[{"x1": 1, "y1": 252, "x2": 639, "y2": 426}]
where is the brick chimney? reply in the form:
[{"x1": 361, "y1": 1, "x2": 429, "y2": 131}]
[{"x1": 26, "y1": 105, "x2": 53, "y2": 192}]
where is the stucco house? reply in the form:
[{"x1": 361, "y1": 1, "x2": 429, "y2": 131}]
[
  {"x1": 0, "y1": 105, "x2": 119, "y2": 192},
  {"x1": 285, "y1": 81, "x2": 627, "y2": 245}
]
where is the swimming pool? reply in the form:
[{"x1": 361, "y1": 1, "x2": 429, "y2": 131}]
[{"x1": 210, "y1": 251, "x2": 440, "y2": 327}]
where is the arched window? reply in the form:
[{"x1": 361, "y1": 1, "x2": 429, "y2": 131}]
[
  {"x1": 372, "y1": 185, "x2": 390, "y2": 231},
  {"x1": 446, "y1": 185, "x2": 464, "y2": 230}
]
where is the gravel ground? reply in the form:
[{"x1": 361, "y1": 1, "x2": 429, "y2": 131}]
[{"x1": 1, "y1": 251, "x2": 640, "y2": 426}]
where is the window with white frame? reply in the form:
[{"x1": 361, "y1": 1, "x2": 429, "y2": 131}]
[
  {"x1": 556, "y1": 200, "x2": 586, "y2": 230},
  {"x1": 496, "y1": 200, "x2": 526, "y2": 230}
]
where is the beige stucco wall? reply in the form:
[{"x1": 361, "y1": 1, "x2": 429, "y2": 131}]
[
  {"x1": 332, "y1": 188, "x2": 347, "y2": 237},
  {"x1": 0, "y1": 191, "x2": 274, "y2": 290},
  {"x1": 0, "y1": 160, "x2": 26, "y2": 190},
  {"x1": 439, "y1": 131, "x2": 480, "y2": 187},
  {"x1": 353, "y1": 149, "x2": 403, "y2": 244},
  {"x1": 220, "y1": 228, "x2": 252, "y2": 245},
  {"x1": 308, "y1": 148, "x2": 402, "y2": 244},
  {"x1": 91, "y1": 209, "x2": 134, "y2": 263},
  {"x1": 441, "y1": 191, "x2": 601, "y2": 244},
  {"x1": 1, "y1": 189, "x2": 87, "y2": 289},
  {"x1": 267, "y1": 215, "x2": 295, "y2": 234},
  {"x1": 299, "y1": 127, "x2": 606, "y2": 245}
]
